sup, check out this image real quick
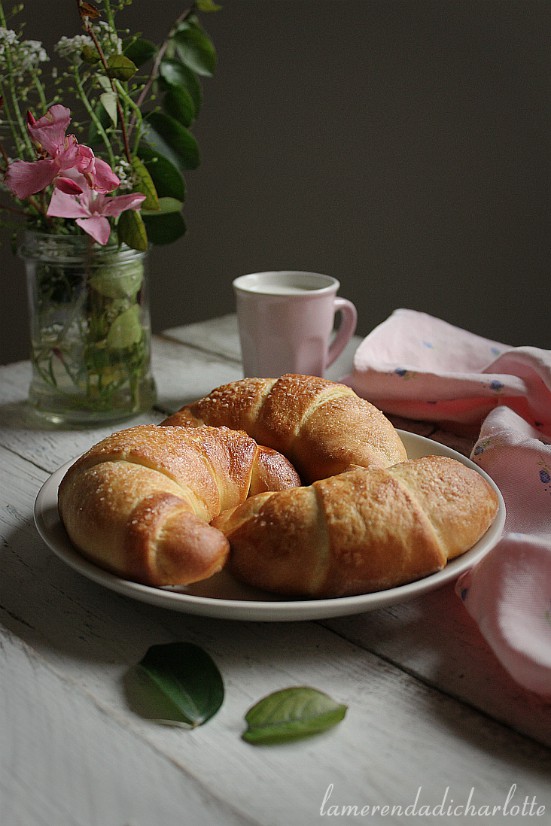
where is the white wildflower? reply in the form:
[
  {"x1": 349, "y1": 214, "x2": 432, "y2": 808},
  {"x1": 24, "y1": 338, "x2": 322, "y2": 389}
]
[
  {"x1": 0, "y1": 30, "x2": 49, "y2": 76},
  {"x1": 0, "y1": 28, "x2": 18, "y2": 49},
  {"x1": 54, "y1": 35, "x2": 94, "y2": 64},
  {"x1": 113, "y1": 158, "x2": 134, "y2": 191},
  {"x1": 19, "y1": 40, "x2": 48, "y2": 69},
  {"x1": 93, "y1": 20, "x2": 122, "y2": 56}
]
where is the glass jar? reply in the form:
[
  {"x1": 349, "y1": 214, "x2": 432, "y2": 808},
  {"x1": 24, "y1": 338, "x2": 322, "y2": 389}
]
[{"x1": 20, "y1": 231, "x2": 157, "y2": 425}]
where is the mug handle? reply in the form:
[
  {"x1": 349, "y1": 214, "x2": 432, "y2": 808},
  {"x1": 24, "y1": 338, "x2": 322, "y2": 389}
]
[{"x1": 326, "y1": 297, "x2": 358, "y2": 368}]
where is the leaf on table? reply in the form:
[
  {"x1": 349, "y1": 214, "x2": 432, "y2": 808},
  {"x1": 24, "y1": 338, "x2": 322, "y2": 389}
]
[
  {"x1": 132, "y1": 642, "x2": 225, "y2": 728},
  {"x1": 242, "y1": 686, "x2": 347, "y2": 745}
]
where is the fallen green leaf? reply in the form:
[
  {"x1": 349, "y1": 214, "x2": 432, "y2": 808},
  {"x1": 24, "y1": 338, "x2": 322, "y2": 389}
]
[
  {"x1": 137, "y1": 642, "x2": 224, "y2": 728},
  {"x1": 242, "y1": 686, "x2": 347, "y2": 745}
]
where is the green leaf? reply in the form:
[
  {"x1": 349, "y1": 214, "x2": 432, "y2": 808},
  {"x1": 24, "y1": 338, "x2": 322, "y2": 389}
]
[
  {"x1": 159, "y1": 58, "x2": 202, "y2": 114},
  {"x1": 117, "y1": 209, "x2": 148, "y2": 251},
  {"x1": 87, "y1": 99, "x2": 113, "y2": 147},
  {"x1": 123, "y1": 36, "x2": 157, "y2": 67},
  {"x1": 142, "y1": 209, "x2": 186, "y2": 245},
  {"x1": 97, "y1": 75, "x2": 112, "y2": 93},
  {"x1": 142, "y1": 196, "x2": 182, "y2": 215},
  {"x1": 159, "y1": 56, "x2": 191, "y2": 88},
  {"x1": 138, "y1": 142, "x2": 186, "y2": 201},
  {"x1": 136, "y1": 643, "x2": 224, "y2": 727},
  {"x1": 242, "y1": 687, "x2": 347, "y2": 745},
  {"x1": 131, "y1": 156, "x2": 159, "y2": 210},
  {"x1": 197, "y1": 0, "x2": 223, "y2": 11},
  {"x1": 100, "y1": 91, "x2": 118, "y2": 126},
  {"x1": 143, "y1": 112, "x2": 200, "y2": 171},
  {"x1": 89, "y1": 259, "x2": 143, "y2": 299},
  {"x1": 107, "y1": 305, "x2": 143, "y2": 349},
  {"x1": 163, "y1": 86, "x2": 196, "y2": 128},
  {"x1": 106, "y1": 54, "x2": 138, "y2": 81},
  {"x1": 81, "y1": 44, "x2": 101, "y2": 64},
  {"x1": 174, "y1": 24, "x2": 217, "y2": 77}
]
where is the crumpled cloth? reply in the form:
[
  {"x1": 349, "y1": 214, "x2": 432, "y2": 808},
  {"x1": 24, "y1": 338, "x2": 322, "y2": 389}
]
[{"x1": 348, "y1": 308, "x2": 551, "y2": 698}]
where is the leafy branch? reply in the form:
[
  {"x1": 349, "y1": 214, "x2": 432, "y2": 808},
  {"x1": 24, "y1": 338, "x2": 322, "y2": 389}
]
[{"x1": 0, "y1": 0, "x2": 220, "y2": 249}]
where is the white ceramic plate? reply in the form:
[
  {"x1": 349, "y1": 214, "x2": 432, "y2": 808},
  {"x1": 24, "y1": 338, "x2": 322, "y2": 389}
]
[{"x1": 34, "y1": 431, "x2": 505, "y2": 622}]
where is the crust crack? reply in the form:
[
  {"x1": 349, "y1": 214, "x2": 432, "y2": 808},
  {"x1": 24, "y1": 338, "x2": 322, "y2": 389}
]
[{"x1": 390, "y1": 470, "x2": 448, "y2": 564}]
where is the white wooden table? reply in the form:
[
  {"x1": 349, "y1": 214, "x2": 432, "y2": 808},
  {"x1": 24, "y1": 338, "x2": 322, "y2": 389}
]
[{"x1": 1, "y1": 314, "x2": 550, "y2": 826}]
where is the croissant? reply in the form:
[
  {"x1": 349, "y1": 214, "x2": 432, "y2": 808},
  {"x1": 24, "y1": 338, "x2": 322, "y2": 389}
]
[
  {"x1": 212, "y1": 456, "x2": 500, "y2": 598},
  {"x1": 163, "y1": 374, "x2": 407, "y2": 483},
  {"x1": 58, "y1": 424, "x2": 300, "y2": 586}
]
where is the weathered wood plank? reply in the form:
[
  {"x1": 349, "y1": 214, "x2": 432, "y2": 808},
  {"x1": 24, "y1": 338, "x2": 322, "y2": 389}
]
[
  {"x1": 0, "y1": 337, "x2": 240, "y2": 473},
  {"x1": 323, "y1": 586, "x2": 551, "y2": 749},
  {"x1": 0, "y1": 630, "x2": 254, "y2": 826},
  {"x1": 160, "y1": 314, "x2": 361, "y2": 382},
  {"x1": 2, "y1": 323, "x2": 550, "y2": 826},
  {"x1": 152, "y1": 334, "x2": 243, "y2": 414},
  {"x1": 1, "y1": 447, "x2": 549, "y2": 826}
]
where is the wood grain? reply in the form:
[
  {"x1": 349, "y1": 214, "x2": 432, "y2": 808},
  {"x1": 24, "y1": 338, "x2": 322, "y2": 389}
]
[{"x1": 0, "y1": 319, "x2": 549, "y2": 826}]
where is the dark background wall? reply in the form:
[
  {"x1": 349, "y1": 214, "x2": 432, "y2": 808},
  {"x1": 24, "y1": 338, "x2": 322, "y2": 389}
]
[{"x1": 2, "y1": 0, "x2": 550, "y2": 364}]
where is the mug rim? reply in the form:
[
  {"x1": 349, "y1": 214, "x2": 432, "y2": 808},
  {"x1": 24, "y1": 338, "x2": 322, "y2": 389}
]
[{"x1": 233, "y1": 270, "x2": 339, "y2": 296}]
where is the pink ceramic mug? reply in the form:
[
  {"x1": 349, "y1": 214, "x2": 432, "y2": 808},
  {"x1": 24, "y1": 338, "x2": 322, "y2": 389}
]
[{"x1": 233, "y1": 271, "x2": 358, "y2": 378}]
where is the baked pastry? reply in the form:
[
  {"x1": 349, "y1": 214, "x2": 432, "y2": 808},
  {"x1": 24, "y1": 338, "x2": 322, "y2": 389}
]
[
  {"x1": 213, "y1": 456, "x2": 500, "y2": 598},
  {"x1": 163, "y1": 374, "x2": 407, "y2": 483},
  {"x1": 58, "y1": 424, "x2": 300, "y2": 586}
]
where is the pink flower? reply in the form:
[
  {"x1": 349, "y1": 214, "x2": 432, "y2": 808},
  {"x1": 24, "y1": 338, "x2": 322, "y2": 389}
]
[
  {"x1": 4, "y1": 104, "x2": 120, "y2": 200},
  {"x1": 47, "y1": 184, "x2": 146, "y2": 245},
  {"x1": 71, "y1": 144, "x2": 120, "y2": 194}
]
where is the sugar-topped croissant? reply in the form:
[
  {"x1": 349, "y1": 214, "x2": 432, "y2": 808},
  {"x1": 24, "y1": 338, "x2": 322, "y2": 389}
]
[
  {"x1": 58, "y1": 424, "x2": 300, "y2": 586},
  {"x1": 163, "y1": 374, "x2": 407, "y2": 483},
  {"x1": 213, "y1": 456, "x2": 500, "y2": 598}
]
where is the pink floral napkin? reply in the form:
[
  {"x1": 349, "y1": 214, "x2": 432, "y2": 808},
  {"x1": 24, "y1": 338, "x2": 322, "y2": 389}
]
[{"x1": 348, "y1": 308, "x2": 551, "y2": 698}]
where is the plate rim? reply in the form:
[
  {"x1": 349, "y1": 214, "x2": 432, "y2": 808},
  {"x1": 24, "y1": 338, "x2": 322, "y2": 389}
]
[{"x1": 34, "y1": 430, "x2": 506, "y2": 622}]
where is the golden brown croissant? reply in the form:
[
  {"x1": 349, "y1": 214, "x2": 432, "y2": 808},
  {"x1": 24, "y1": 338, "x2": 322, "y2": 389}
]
[
  {"x1": 163, "y1": 374, "x2": 407, "y2": 483},
  {"x1": 58, "y1": 424, "x2": 300, "y2": 586},
  {"x1": 212, "y1": 456, "x2": 500, "y2": 598}
]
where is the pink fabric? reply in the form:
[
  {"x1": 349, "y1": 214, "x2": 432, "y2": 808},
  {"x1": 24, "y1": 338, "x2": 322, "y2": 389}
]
[{"x1": 349, "y1": 308, "x2": 551, "y2": 697}]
